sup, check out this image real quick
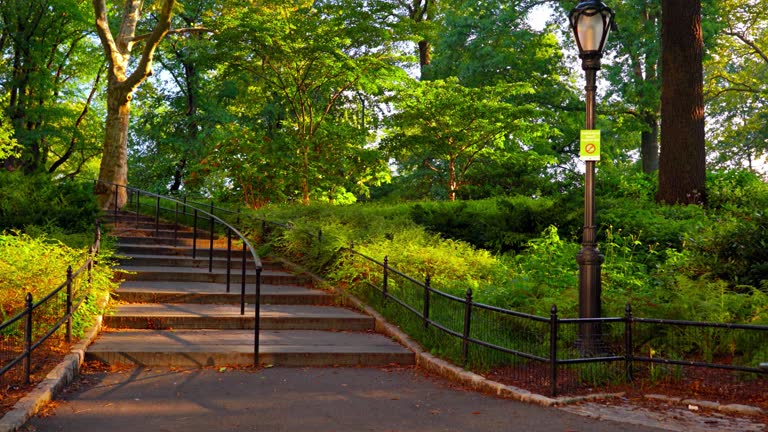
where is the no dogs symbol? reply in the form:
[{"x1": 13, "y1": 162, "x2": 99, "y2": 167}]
[{"x1": 579, "y1": 130, "x2": 601, "y2": 161}]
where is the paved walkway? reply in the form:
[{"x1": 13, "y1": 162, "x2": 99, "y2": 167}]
[{"x1": 22, "y1": 366, "x2": 665, "y2": 432}]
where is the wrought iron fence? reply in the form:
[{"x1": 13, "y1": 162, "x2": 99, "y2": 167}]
[
  {"x1": 344, "y1": 246, "x2": 768, "y2": 396},
  {"x1": 0, "y1": 222, "x2": 101, "y2": 386}
]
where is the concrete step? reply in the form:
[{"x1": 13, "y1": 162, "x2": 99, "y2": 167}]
[
  {"x1": 115, "y1": 281, "x2": 333, "y2": 305},
  {"x1": 117, "y1": 266, "x2": 302, "y2": 285},
  {"x1": 112, "y1": 228, "x2": 218, "y2": 240},
  {"x1": 115, "y1": 236, "x2": 230, "y2": 247},
  {"x1": 86, "y1": 329, "x2": 415, "y2": 367},
  {"x1": 116, "y1": 244, "x2": 255, "y2": 259},
  {"x1": 104, "y1": 304, "x2": 373, "y2": 331},
  {"x1": 118, "y1": 255, "x2": 282, "y2": 271}
]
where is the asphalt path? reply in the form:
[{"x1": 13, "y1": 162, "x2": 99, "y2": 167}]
[{"x1": 22, "y1": 365, "x2": 666, "y2": 432}]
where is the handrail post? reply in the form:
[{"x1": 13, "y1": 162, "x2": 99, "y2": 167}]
[
  {"x1": 226, "y1": 229, "x2": 232, "y2": 293},
  {"x1": 174, "y1": 202, "x2": 179, "y2": 244},
  {"x1": 240, "y1": 242, "x2": 247, "y2": 315},
  {"x1": 254, "y1": 267, "x2": 262, "y2": 366},
  {"x1": 382, "y1": 256, "x2": 389, "y2": 302},
  {"x1": 550, "y1": 304, "x2": 559, "y2": 397},
  {"x1": 462, "y1": 288, "x2": 473, "y2": 365},
  {"x1": 66, "y1": 265, "x2": 73, "y2": 343},
  {"x1": 192, "y1": 209, "x2": 198, "y2": 259},
  {"x1": 24, "y1": 293, "x2": 33, "y2": 385},
  {"x1": 155, "y1": 196, "x2": 161, "y2": 236},
  {"x1": 208, "y1": 211, "x2": 215, "y2": 273},
  {"x1": 135, "y1": 192, "x2": 140, "y2": 225},
  {"x1": 423, "y1": 275, "x2": 431, "y2": 329},
  {"x1": 625, "y1": 303, "x2": 633, "y2": 382}
]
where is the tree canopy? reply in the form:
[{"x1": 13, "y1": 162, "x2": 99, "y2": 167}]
[{"x1": 0, "y1": 0, "x2": 764, "y2": 206}]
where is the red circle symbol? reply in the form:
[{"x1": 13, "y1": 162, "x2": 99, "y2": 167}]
[{"x1": 585, "y1": 143, "x2": 596, "y2": 154}]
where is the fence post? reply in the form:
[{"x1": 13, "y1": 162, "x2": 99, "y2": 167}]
[
  {"x1": 625, "y1": 303, "x2": 633, "y2": 382},
  {"x1": 94, "y1": 219, "x2": 101, "y2": 254},
  {"x1": 87, "y1": 250, "x2": 93, "y2": 287},
  {"x1": 254, "y1": 267, "x2": 262, "y2": 366},
  {"x1": 382, "y1": 256, "x2": 389, "y2": 302},
  {"x1": 155, "y1": 196, "x2": 161, "y2": 236},
  {"x1": 423, "y1": 275, "x2": 431, "y2": 329},
  {"x1": 550, "y1": 304, "x2": 558, "y2": 397},
  {"x1": 240, "y1": 242, "x2": 247, "y2": 315},
  {"x1": 192, "y1": 209, "x2": 198, "y2": 259},
  {"x1": 66, "y1": 265, "x2": 73, "y2": 343},
  {"x1": 462, "y1": 288, "x2": 473, "y2": 365},
  {"x1": 24, "y1": 293, "x2": 33, "y2": 385}
]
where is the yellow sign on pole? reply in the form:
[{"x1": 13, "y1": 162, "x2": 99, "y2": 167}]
[{"x1": 580, "y1": 130, "x2": 601, "y2": 161}]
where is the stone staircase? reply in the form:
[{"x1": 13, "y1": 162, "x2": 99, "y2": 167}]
[{"x1": 86, "y1": 211, "x2": 414, "y2": 367}]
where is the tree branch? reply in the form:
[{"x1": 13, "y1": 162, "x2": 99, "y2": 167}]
[
  {"x1": 131, "y1": 27, "x2": 212, "y2": 42},
  {"x1": 725, "y1": 31, "x2": 768, "y2": 65},
  {"x1": 49, "y1": 64, "x2": 106, "y2": 174},
  {"x1": 92, "y1": 0, "x2": 120, "y2": 67},
  {"x1": 122, "y1": 0, "x2": 175, "y2": 91}
]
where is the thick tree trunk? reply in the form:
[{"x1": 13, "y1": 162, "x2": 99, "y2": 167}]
[
  {"x1": 640, "y1": 113, "x2": 659, "y2": 174},
  {"x1": 657, "y1": 0, "x2": 706, "y2": 205},
  {"x1": 95, "y1": 86, "x2": 131, "y2": 209},
  {"x1": 418, "y1": 40, "x2": 431, "y2": 68}
]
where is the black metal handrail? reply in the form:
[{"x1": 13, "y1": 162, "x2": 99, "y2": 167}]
[
  {"x1": 0, "y1": 221, "x2": 102, "y2": 385},
  {"x1": 97, "y1": 181, "x2": 263, "y2": 363}
]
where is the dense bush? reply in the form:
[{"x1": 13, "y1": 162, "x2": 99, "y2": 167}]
[
  {"x1": 409, "y1": 196, "x2": 581, "y2": 253},
  {"x1": 0, "y1": 171, "x2": 99, "y2": 233}
]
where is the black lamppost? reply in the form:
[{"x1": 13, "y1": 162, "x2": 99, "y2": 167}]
[{"x1": 568, "y1": 1, "x2": 615, "y2": 354}]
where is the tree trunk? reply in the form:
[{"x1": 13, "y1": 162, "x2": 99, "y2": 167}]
[
  {"x1": 448, "y1": 157, "x2": 457, "y2": 201},
  {"x1": 92, "y1": 0, "x2": 175, "y2": 210},
  {"x1": 95, "y1": 86, "x2": 131, "y2": 209},
  {"x1": 641, "y1": 113, "x2": 659, "y2": 174},
  {"x1": 657, "y1": 0, "x2": 706, "y2": 205},
  {"x1": 418, "y1": 40, "x2": 431, "y2": 69}
]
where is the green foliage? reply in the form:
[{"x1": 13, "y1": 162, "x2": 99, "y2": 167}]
[
  {"x1": 0, "y1": 172, "x2": 99, "y2": 233},
  {"x1": 0, "y1": 231, "x2": 118, "y2": 336},
  {"x1": 409, "y1": 196, "x2": 581, "y2": 253},
  {"x1": 0, "y1": 0, "x2": 104, "y2": 174}
]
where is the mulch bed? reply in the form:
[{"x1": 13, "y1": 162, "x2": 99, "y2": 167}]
[{"x1": 0, "y1": 340, "x2": 69, "y2": 417}]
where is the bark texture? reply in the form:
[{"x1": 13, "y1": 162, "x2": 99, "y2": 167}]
[{"x1": 657, "y1": 0, "x2": 706, "y2": 204}]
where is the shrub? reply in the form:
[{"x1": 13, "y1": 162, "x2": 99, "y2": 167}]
[
  {"x1": 0, "y1": 172, "x2": 99, "y2": 233},
  {"x1": 0, "y1": 231, "x2": 118, "y2": 336}
]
